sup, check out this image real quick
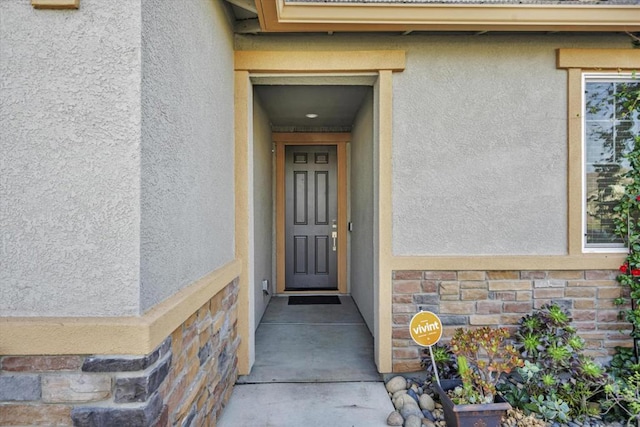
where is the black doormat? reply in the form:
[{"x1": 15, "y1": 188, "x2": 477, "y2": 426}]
[{"x1": 288, "y1": 295, "x2": 341, "y2": 305}]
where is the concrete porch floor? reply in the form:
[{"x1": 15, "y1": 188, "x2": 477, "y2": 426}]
[{"x1": 217, "y1": 295, "x2": 394, "y2": 426}]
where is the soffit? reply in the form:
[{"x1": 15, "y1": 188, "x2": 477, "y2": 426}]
[{"x1": 254, "y1": 85, "x2": 371, "y2": 130}]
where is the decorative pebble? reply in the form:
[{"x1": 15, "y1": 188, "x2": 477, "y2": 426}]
[
  {"x1": 404, "y1": 414, "x2": 422, "y2": 427},
  {"x1": 393, "y1": 389, "x2": 408, "y2": 399},
  {"x1": 386, "y1": 410, "x2": 404, "y2": 426},
  {"x1": 422, "y1": 410, "x2": 435, "y2": 421},
  {"x1": 400, "y1": 401, "x2": 422, "y2": 419},
  {"x1": 419, "y1": 394, "x2": 435, "y2": 411},
  {"x1": 392, "y1": 395, "x2": 404, "y2": 411},
  {"x1": 386, "y1": 376, "x2": 408, "y2": 394},
  {"x1": 386, "y1": 379, "x2": 628, "y2": 427},
  {"x1": 398, "y1": 394, "x2": 418, "y2": 406}
]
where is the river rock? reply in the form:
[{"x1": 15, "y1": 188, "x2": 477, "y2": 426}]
[
  {"x1": 407, "y1": 389, "x2": 419, "y2": 404},
  {"x1": 419, "y1": 394, "x2": 435, "y2": 411},
  {"x1": 393, "y1": 392, "x2": 415, "y2": 410},
  {"x1": 392, "y1": 389, "x2": 408, "y2": 400},
  {"x1": 400, "y1": 394, "x2": 420, "y2": 406},
  {"x1": 387, "y1": 411, "x2": 404, "y2": 426},
  {"x1": 392, "y1": 395, "x2": 404, "y2": 411},
  {"x1": 404, "y1": 415, "x2": 422, "y2": 427},
  {"x1": 386, "y1": 376, "x2": 408, "y2": 394},
  {"x1": 400, "y1": 401, "x2": 422, "y2": 419},
  {"x1": 422, "y1": 410, "x2": 435, "y2": 421},
  {"x1": 422, "y1": 420, "x2": 436, "y2": 427}
]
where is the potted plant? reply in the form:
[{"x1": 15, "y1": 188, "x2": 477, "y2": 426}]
[{"x1": 434, "y1": 326, "x2": 523, "y2": 427}]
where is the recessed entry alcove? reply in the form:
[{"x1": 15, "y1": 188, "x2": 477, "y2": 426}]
[{"x1": 242, "y1": 74, "x2": 380, "y2": 381}]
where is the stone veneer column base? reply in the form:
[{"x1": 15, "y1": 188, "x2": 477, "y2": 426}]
[
  {"x1": 0, "y1": 278, "x2": 239, "y2": 427},
  {"x1": 391, "y1": 269, "x2": 633, "y2": 372}
]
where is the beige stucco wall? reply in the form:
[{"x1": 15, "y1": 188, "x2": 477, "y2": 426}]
[
  {"x1": 140, "y1": 0, "x2": 236, "y2": 312},
  {"x1": 0, "y1": 0, "x2": 142, "y2": 317},
  {"x1": 0, "y1": 0, "x2": 236, "y2": 317},
  {"x1": 392, "y1": 35, "x2": 567, "y2": 256},
  {"x1": 350, "y1": 89, "x2": 375, "y2": 333},
  {"x1": 235, "y1": 33, "x2": 631, "y2": 257},
  {"x1": 252, "y1": 90, "x2": 274, "y2": 328}
]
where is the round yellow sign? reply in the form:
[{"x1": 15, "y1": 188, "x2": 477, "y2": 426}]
[{"x1": 409, "y1": 311, "x2": 443, "y2": 347}]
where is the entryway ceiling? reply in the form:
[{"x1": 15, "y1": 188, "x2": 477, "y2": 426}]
[{"x1": 254, "y1": 85, "x2": 370, "y2": 131}]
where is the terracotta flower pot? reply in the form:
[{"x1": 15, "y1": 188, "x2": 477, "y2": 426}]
[{"x1": 434, "y1": 379, "x2": 511, "y2": 427}]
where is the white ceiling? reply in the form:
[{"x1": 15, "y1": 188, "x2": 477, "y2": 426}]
[{"x1": 254, "y1": 85, "x2": 371, "y2": 131}]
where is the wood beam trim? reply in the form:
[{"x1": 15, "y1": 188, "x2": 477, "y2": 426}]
[
  {"x1": 557, "y1": 49, "x2": 640, "y2": 70},
  {"x1": 391, "y1": 254, "x2": 626, "y2": 271},
  {"x1": 32, "y1": 0, "x2": 79, "y2": 9},
  {"x1": 235, "y1": 51, "x2": 406, "y2": 73},
  {"x1": 0, "y1": 260, "x2": 241, "y2": 355},
  {"x1": 272, "y1": 132, "x2": 351, "y2": 143}
]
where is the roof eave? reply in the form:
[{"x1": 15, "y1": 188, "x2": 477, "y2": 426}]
[{"x1": 255, "y1": 0, "x2": 640, "y2": 32}]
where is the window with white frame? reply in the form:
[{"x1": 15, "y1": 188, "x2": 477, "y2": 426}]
[{"x1": 583, "y1": 74, "x2": 640, "y2": 250}]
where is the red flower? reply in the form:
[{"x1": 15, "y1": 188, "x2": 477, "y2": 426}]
[
  {"x1": 636, "y1": 195, "x2": 640, "y2": 201},
  {"x1": 620, "y1": 264, "x2": 629, "y2": 274},
  {"x1": 631, "y1": 269, "x2": 640, "y2": 276}
]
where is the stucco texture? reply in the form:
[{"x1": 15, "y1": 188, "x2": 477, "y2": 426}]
[
  {"x1": 140, "y1": 0, "x2": 235, "y2": 312},
  {"x1": 252, "y1": 92, "x2": 274, "y2": 329},
  {"x1": 236, "y1": 33, "x2": 631, "y2": 256},
  {"x1": 0, "y1": 0, "x2": 142, "y2": 316},
  {"x1": 350, "y1": 89, "x2": 375, "y2": 333},
  {"x1": 393, "y1": 37, "x2": 568, "y2": 256}
]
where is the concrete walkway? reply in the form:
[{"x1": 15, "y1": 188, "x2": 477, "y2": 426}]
[
  {"x1": 217, "y1": 296, "x2": 394, "y2": 426},
  {"x1": 217, "y1": 382, "x2": 394, "y2": 427}
]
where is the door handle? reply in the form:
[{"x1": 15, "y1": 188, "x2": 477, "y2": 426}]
[{"x1": 332, "y1": 231, "x2": 337, "y2": 251}]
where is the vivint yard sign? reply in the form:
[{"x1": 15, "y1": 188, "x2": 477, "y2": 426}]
[
  {"x1": 409, "y1": 311, "x2": 443, "y2": 384},
  {"x1": 409, "y1": 311, "x2": 442, "y2": 347}
]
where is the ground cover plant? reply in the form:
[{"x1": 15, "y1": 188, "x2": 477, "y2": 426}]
[
  {"x1": 500, "y1": 304, "x2": 609, "y2": 422},
  {"x1": 417, "y1": 304, "x2": 639, "y2": 426}
]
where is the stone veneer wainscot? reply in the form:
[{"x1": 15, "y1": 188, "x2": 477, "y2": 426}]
[
  {"x1": 391, "y1": 270, "x2": 633, "y2": 372},
  {"x1": 0, "y1": 279, "x2": 239, "y2": 427}
]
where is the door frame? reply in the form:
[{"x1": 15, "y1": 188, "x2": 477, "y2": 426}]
[{"x1": 274, "y1": 132, "x2": 349, "y2": 294}]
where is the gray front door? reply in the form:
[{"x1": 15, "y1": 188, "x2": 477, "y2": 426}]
[{"x1": 285, "y1": 145, "x2": 338, "y2": 290}]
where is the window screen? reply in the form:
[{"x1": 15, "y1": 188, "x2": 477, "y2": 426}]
[{"x1": 584, "y1": 77, "x2": 640, "y2": 249}]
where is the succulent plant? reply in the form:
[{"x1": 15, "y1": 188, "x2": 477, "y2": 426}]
[{"x1": 449, "y1": 326, "x2": 523, "y2": 404}]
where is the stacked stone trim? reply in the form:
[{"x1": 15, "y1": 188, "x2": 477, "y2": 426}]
[
  {"x1": 392, "y1": 270, "x2": 633, "y2": 372},
  {"x1": 0, "y1": 278, "x2": 239, "y2": 427}
]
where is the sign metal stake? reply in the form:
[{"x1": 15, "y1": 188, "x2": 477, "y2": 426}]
[
  {"x1": 428, "y1": 345, "x2": 441, "y2": 387},
  {"x1": 409, "y1": 310, "x2": 444, "y2": 387}
]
